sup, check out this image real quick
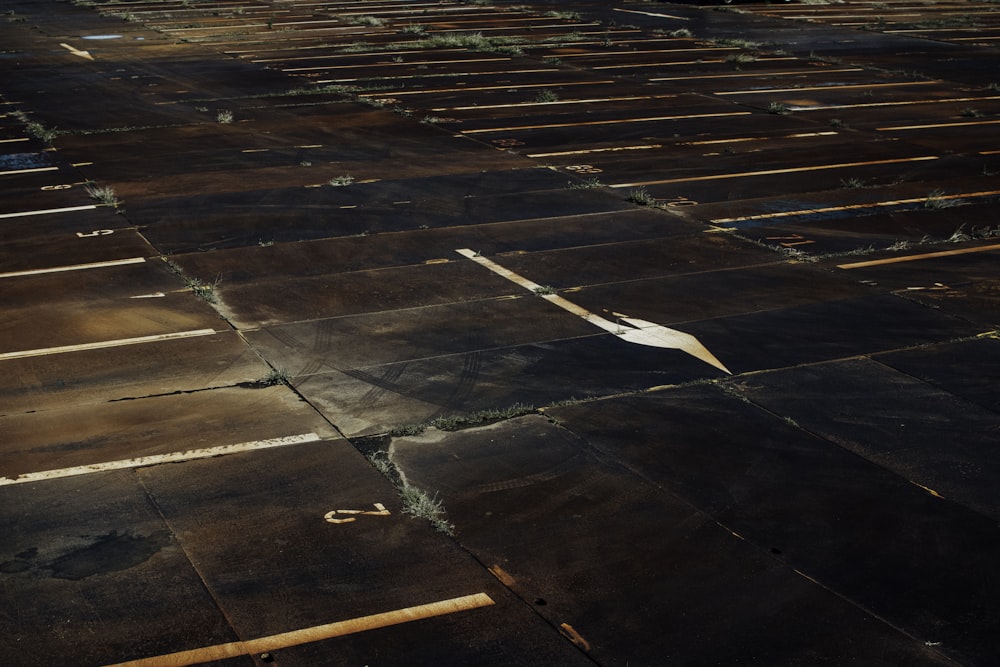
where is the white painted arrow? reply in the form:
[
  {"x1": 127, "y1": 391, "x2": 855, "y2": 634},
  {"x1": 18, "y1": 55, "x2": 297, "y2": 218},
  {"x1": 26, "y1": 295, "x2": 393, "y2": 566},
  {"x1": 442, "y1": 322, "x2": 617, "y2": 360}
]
[
  {"x1": 455, "y1": 249, "x2": 730, "y2": 374},
  {"x1": 59, "y1": 43, "x2": 94, "y2": 61}
]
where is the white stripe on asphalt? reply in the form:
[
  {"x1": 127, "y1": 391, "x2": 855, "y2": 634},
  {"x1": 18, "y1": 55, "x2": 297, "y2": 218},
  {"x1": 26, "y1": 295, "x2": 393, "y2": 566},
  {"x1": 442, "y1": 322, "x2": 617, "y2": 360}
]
[{"x1": 0, "y1": 433, "x2": 323, "y2": 486}]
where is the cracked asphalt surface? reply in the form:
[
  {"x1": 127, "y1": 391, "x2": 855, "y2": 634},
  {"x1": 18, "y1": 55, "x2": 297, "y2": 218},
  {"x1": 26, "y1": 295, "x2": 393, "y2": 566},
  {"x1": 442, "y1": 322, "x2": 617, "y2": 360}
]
[{"x1": 1, "y1": 0, "x2": 999, "y2": 665}]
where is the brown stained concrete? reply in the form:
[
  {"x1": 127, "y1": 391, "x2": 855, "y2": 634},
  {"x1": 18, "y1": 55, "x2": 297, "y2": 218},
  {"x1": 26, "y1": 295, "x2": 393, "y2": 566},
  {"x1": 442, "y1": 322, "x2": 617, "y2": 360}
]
[
  {"x1": 2, "y1": 0, "x2": 1000, "y2": 664},
  {"x1": 0, "y1": 385, "x2": 338, "y2": 481}
]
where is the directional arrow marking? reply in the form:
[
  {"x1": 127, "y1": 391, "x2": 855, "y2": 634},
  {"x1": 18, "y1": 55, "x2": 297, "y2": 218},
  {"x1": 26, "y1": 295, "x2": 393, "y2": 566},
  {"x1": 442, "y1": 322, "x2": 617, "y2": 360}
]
[
  {"x1": 455, "y1": 249, "x2": 731, "y2": 374},
  {"x1": 59, "y1": 43, "x2": 94, "y2": 61}
]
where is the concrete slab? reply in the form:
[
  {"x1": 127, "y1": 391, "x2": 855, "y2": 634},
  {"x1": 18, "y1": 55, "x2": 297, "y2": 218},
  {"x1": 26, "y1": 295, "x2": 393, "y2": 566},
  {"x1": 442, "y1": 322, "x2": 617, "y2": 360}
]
[
  {"x1": 732, "y1": 357, "x2": 1000, "y2": 521},
  {"x1": 875, "y1": 336, "x2": 1000, "y2": 413},
  {"x1": 0, "y1": 385, "x2": 337, "y2": 482},
  {"x1": 541, "y1": 389, "x2": 1000, "y2": 665},
  {"x1": 0, "y1": 471, "x2": 242, "y2": 666},
  {"x1": 137, "y1": 440, "x2": 589, "y2": 665},
  {"x1": 389, "y1": 414, "x2": 954, "y2": 666},
  {"x1": 0, "y1": 330, "x2": 268, "y2": 416}
]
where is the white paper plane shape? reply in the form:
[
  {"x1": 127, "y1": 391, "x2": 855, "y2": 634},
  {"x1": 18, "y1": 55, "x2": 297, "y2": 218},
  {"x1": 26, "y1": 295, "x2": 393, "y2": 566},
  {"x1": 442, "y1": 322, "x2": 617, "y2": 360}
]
[{"x1": 456, "y1": 248, "x2": 730, "y2": 374}]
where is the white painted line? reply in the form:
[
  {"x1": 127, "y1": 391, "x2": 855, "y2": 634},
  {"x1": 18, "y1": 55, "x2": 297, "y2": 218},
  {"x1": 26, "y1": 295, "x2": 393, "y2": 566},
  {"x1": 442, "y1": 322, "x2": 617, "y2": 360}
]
[
  {"x1": 462, "y1": 112, "x2": 752, "y2": 134},
  {"x1": 432, "y1": 95, "x2": 670, "y2": 112},
  {"x1": 0, "y1": 257, "x2": 146, "y2": 279},
  {"x1": 651, "y1": 68, "x2": 864, "y2": 82},
  {"x1": 59, "y1": 42, "x2": 94, "y2": 61},
  {"x1": 455, "y1": 249, "x2": 730, "y2": 373},
  {"x1": 711, "y1": 189, "x2": 1000, "y2": 224},
  {"x1": 0, "y1": 204, "x2": 96, "y2": 219},
  {"x1": 609, "y1": 156, "x2": 938, "y2": 188},
  {"x1": 837, "y1": 243, "x2": 1000, "y2": 269},
  {"x1": 716, "y1": 80, "x2": 938, "y2": 95},
  {"x1": 355, "y1": 80, "x2": 616, "y2": 96},
  {"x1": 790, "y1": 95, "x2": 1000, "y2": 112},
  {"x1": 0, "y1": 166, "x2": 59, "y2": 176},
  {"x1": 0, "y1": 329, "x2": 217, "y2": 362},
  {"x1": 0, "y1": 138, "x2": 31, "y2": 144},
  {"x1": 878, "y1": 119, "x2": 1000, "y2": 131},
  {"x1": 106, "y1": 593, "x2": 494, "y2": 667},
  {"x1": 614, "y1": 7, "x2": 690, "y2": 20},
  {"x1": 593, "y1": 58, "x2": 796, "y2": 70},
  {"x1": 1, "y1": 434, "x2": 323, "y2": 487}
]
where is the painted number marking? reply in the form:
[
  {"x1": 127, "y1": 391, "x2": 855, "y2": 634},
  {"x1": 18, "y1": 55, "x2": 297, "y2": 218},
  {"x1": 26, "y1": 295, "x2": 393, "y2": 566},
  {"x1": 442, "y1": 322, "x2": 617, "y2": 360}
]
[
  {"x1": 324, "y1": 503, "x2": 390, "y2": 524},
  {"x1": 565, "y1": 164, "x2": 603, "y2": 174},
  {"x1": 77, "y1": 229, "x2": 114, "y2": 238}
]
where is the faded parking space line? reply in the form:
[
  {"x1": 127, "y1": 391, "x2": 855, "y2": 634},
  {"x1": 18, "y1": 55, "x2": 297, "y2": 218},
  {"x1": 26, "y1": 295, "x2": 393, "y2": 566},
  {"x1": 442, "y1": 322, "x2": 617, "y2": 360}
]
[
  {"x1": 0, "y1": 256, "x2": 146, "y2": 279},
  {"x1": 0, "y1": 433, "x2": 323, "y2": 486},
  {"x1": 610, "y1": 156, "x2": 939, "y2": 188},
  {"x1": 837, "y1": 242, "x2": 1000, "y2": 269},
  {"x1": 0, "y1": 204, "x2": 97, "y2": 219},
  {"x1": 106, "y1": 593, "x2": 495, "y2": 667},
  {"x1": 0, "y1": 329, "x2": 218, "y2": 361}
]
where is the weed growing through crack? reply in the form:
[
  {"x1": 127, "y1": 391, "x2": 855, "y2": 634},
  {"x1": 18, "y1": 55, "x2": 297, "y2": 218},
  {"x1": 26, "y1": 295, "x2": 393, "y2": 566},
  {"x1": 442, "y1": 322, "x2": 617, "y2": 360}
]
[
  {"x1": 924, "y1": 189, "x2": 957, "y2": 209},
  {"x1": 85, "y1": 183, "x2": 121, "y2": 208},
  {"x1": 533, "y1": 285, "x2": 556, "y2": 295},
  {"x1": 534, "y1": 89, "x2": 559, "y2": 103},
  {"x1": 829, "y1": 118, "x2": 846, "y2": 128},
  {"x1": 399, "y1": 23, "x2": 426, "y2": 34},
  {"x1": 216, "y1": 110, "x2": 233, "y2": 124},
  {"x1": 768, "y1": 101, "x2": 790, "y2": 115},
  {"x1": 328, "y1": 175, "x2": 355, "y2": 187},
  {"x1": 568, "y1": 177, "x2": 604, "y2": 189},
  {"x1": 627, "y1": 187, "x2": 656, "y2": 206},
  {"x1": 346, "y1": 15, "x2": 385, "y2": 27},
  {"x1": 257, "y1": 368, "x2": 289, "y2": 386},
  {"x1": 840, "y1": 177, "x2": 867, "y2": 189},
  {"x1": 960, "y1": 107, "x2": 983, "y2": 118},
  {"x1": 186, "y1": 276, "x2": 220, "y2": 303},
  {"x1": 400, "y1": 487, "x2": 454, "y2": 534},
  {"x1": 670, "y1": 28, "x2": 693, "y2": 37}
]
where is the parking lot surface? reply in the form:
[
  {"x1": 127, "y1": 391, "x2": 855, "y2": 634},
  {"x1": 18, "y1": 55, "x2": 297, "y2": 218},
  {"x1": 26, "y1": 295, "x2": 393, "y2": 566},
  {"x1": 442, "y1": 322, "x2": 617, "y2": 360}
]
[{"x1": 2, "y1": 0, "x2": 998, "y2": 665}]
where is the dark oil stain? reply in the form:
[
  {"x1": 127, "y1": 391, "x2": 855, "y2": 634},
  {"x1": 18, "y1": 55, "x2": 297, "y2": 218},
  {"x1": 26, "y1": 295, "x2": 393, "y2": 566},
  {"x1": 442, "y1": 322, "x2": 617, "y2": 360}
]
[
  {"x1": 0, "y1": 547, "x2": 38, "y2": 574},
  {"x1": 0, "y1": 560, "x2": 32, "y2": 574},
  {"x1": 48, "y1": 530, "x2": 171, "y2": 580}
]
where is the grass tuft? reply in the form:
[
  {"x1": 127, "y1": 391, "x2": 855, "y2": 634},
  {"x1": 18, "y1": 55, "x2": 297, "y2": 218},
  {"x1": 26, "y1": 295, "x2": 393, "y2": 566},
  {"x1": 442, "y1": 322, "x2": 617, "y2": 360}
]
[
  {"x1": 328, "y1": 175, "x2": 355, "y2": 187},
  {"x1": 85, "y1": 183, "x2": 121, "y2": 208}
]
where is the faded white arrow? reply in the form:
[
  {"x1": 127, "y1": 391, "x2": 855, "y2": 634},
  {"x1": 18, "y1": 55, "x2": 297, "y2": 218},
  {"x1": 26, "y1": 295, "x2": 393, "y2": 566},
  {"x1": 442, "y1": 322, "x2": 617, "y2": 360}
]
[
  {"x1": 59, "y1": 43, "x2": 94, "y2": 61},
  {"x1": 456, "y1": 248, "x2": 730, "y2": 374}
]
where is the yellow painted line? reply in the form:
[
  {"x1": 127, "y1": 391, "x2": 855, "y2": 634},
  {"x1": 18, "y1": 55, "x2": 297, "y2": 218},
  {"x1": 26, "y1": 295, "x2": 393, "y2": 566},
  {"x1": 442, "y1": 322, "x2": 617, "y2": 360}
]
[
  {"x1": 980, "y1": 149, "x2": 1000, "y2": 155},
  {"x1": 296, "y1": 144, "x2": 323, "y2": 148},
  {"x1": 610, "y1": 156, "x2": 938, "y2": 188},
  {"x1": 837, "y1": 242, "x2": 1000, "y2": 269},
  {"x1": 0, "y1": 433, "x2": 323, "y2": 487},
  {"x1": 527, "y1": 144, "x2": 662, "y2": 158},
  {"x1": 0, "y1": 257, "x2": 146, "y2": 279},
  {"x1": 106, "y1": 593, "x2": 495, "y2": 667},
  {"x1": 431, "y1": 95, "x2": 670, "y2": 112},
  {"x1": 0, "y1": 204, "x2": 97, "y2": 219},
  {"x1": 652, "y1": 68, "x2": 865, "y2": 82},
  {"x1": 594, "y1": 58, "x2": 796, "y2": 70},
  {"x1": 462, "y1": 112, "x2": 752, "y2": 134},
  {"x1": 358, "y1": 80, "x2": 617, "y2": 96},
  {"x1": 282, "y1": 57, "x2": 510, "y2": 72},
  {"x1": 685, "y1": 131, "x2": 838, "y2": 146},
  {"x1": 878, "y1": 119, "x2": 1000, "y2": 131},
  {"x1": 791, "y1": 95, "x2": 1000, "y2": 111},
  {"x1": 0, "y1": 166, "x2": 59, "y2": 176},
  {"x1": 716, "y1": 80, "x2": 938, "y2": 95},
  {"x1": 0, "y1": 329, "x2": 218, "y2": 362},
  {"x1": 321, "y1": 68, "x2": 558, "y2": 83},
  {"x1": 712, "y1": 189, "x2": 1000, "y2": 224}
]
